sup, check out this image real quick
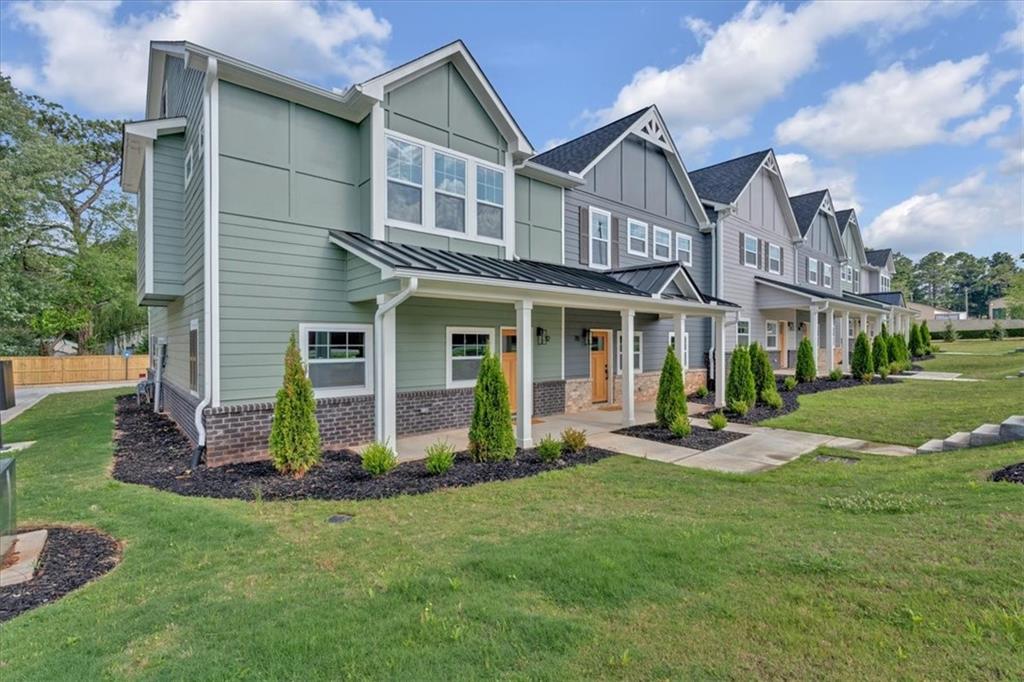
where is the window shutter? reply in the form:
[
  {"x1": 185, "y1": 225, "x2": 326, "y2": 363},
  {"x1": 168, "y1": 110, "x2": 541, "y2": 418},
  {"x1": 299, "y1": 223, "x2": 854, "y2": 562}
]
[
  {"x1": 611, "y1": 216, "x2": 620, "y2": 268},
  {"x1": 804, "y1": 256, "x2": 809, "y2": 282},
  {"x1": 579, "y1": 206, "x2": 589, "y2": 265},
  {"x1": 739, "y1": 232, "x2": 745, "y2": 265},
  {"x1": 779, "y1": 249, "x2": 784, "y2": 276},
  {"x1": 759, "y1": 240, "x2": 767, "y2": 271},
  {"x1": 819, "y1": 260, "x2": 824, "y2": 286}
]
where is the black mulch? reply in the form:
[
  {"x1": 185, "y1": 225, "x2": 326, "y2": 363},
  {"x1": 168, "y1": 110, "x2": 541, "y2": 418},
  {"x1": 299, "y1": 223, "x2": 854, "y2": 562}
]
[
  {"x1": 990, "y1": 462, "x2": 1024, "y2": 485},
  {"x1": 112, "y1": 397, "x2": 618, "y2": 501},
  {"x1": 691, "y1": 375, "x2": 899, "y2": 424},
  {"x1": 0, "y1": 527, "x2": 120, "y2": 623},
  {"x1": 613, "y1": 423, "x2": 747, "y2": 450}
]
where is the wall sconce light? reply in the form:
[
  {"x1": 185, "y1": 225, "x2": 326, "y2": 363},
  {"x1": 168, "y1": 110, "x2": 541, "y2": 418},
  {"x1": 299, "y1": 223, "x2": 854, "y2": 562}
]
[
  {"x1": 787, "y1": 321, "x2": 795, "y2": 330},
  {"x1": 535, "y1": 327, "x2": 550, "y2": 345},
  {"x1": 580, "y1": 328, "x2": 591, "y2": 345}
]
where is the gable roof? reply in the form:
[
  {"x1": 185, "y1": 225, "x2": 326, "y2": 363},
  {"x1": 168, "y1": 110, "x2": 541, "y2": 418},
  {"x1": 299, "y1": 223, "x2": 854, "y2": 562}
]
[
  {"x1": 606, "y1": 262, "x2": 705, "y2": 302},
  {"x1": 835, "y1": 209, "x2": 855, "y2": 234},
  {"x1": 835, "y1": 208, "x2": 867, "y2": 263},
  {"x1": 789, "y1": 190, "x2": 829, "y2": 237},
  {"x1": 858, "y1": 291, "x2": 906, "y2": 307},
  {"x1": 688, "y1": 150, "x2": 771, "y2": 205},
  {"x1": 531, "y1": 109, "x2": 648, "y2": 173},
  {"x1": 865, "y1": 248, "x2": 892, "y2": 268}
]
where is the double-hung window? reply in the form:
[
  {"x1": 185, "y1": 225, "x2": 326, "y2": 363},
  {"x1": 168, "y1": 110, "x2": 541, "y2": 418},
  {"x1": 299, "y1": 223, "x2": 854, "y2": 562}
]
[
  {"x1": 823, "y1": 263, "x2": 833, "y2": 288},
  {"x1": 434, "y1": 152, "x2": 466, "y2": 233},
  {"x1": 765, "y1": 320, "x2": 779, "y2": 350},
  {"x1": 589, "y1": 208, "x2": 611, "y2": 269},
  {"x1": 386, "y1": 137, "x2": 423, "y2": 224},
  {"x1": 300, "y1": 324, "x2": 373, "y2": 397},
  {"x1": 807, "y1": 257, "x2": 819, "y2": 285},
  {"x1": 668, "y1": 331, "x2": 690, "y2": 369},
  {"x1": 768, "y1": 243, "x2": 781, "y2": 274},
  {"x1": 447, "y1": 328, "x2": 494, "y2": 388},
  {"x1": 676, "y1": 233, "x2": 692, "y2": 265},
  {"x1": 736, "y1": 319, "x2": 750, "y2": 347},
  {"x1": 616, "y1": 331, "x2": 643, "y2": 374},
  {"x1": 627, "y1": 219, "x2": 648, "y2": 256},
  {"x1": 653, "y1": 226, "x2": 671, "y2": 261},
  {"x1": 188, "y1": 319, "x2": 198, "y2": 394},
  {"x1": 880, "y1": 274, "x2": 891, "y2": 292},
  {"x1": 744, "y1": 235, "x2": 758, "y2": 267},
  {"x1": 476, "y1": 166, "x2": 504, "y2": 239}
]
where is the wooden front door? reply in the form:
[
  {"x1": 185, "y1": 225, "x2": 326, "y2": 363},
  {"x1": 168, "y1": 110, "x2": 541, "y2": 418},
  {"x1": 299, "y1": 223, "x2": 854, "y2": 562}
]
[
  {"x1": 778, "y1": 322, "x2": 788, "y2": 369},
  {"x1": 500, "y1": 328, "x2": 517, "y2": 412},
  {"x1": 590, "y1": 331, "x2": 610, "y2": 403}
]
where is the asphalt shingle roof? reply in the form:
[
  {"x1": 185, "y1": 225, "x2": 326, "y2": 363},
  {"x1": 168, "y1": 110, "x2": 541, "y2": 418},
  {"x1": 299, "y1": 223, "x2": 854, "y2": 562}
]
[
  {"x1": 788, "y1": 190, "x2": 828, "y2": 237},
  {"x1": 864, "y1": 248, "x2": 892, "y2": 268},
  {"x1": 835, "y1": 208, "x2": 855, "y2": 234},
  {"x1": 688, "y1": 150, "x2": 770, "y2": 205},
  {"x1": 857, "y1": 291, "x2": 905, "y2": 307},
  {"x1": 530, "y1": 108, "x2": 648, "y2": 173}
]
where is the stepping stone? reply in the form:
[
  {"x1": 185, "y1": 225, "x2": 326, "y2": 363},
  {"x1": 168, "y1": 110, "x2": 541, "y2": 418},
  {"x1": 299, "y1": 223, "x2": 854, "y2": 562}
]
[
  {"x1": 969, "y1": 424, "x2": 1003, "y2": 447},
  {"x1": 916, "y1": 439, "x2": 945, "y2": 454},
  {"x1": 942, "y1": 432, "x2": 972, "y2": 450},
  {"x1": 1000, "y1": 416, "x2": 1024, "y2": 440}
]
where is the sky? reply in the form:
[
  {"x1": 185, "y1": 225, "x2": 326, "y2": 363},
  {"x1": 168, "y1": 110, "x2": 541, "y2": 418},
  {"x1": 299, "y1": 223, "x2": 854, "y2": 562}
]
[{"x1": 2, "y1": 0, "x2": 1022, "y2": 260}]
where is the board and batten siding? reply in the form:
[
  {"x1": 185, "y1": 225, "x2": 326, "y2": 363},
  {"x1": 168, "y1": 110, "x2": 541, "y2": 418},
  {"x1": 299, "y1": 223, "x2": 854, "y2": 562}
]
[
  {"x1": 151, "y1": 133, "x2": 185, "y2": 296},
  {"x1": 147, "y1": 57, "x2": 205, "y2": 396},
  {"x1": 395, "y1": 298, "x2": 563, "y2": 391},
  {"x1": 840, "y1": 228, "x2": 863, "y2": 293},
  {"x1": 795, "y1": 211, "x2": 841, "y2": 295},
  {"x1": 514, "y1": 175, "x2": 562, "y2": 264},
  {"x1": 217, "y1": 80, "x2": 373, "y2": 405}
]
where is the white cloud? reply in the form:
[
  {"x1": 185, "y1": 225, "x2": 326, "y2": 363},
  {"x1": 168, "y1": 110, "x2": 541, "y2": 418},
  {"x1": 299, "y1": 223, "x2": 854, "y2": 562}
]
[
  {"x1": 775, "y1": 153, "x2": 861, "y2": 212},
  {"x1": 776, "y1": 56, "x2": 1009, "y2": 155},
  {"x1": 541, "y1": 137, "x2": 568, "y2": 151},
  {"x1": 587, "y1": 1, "x2": 962, "y2": 156},
  {"x1": 3, "y1": 0, "x2": 391, "y2": 115},
  {"x1": 1000, "y1": 0, "x2": 1023, "y2": 52},
  {"x1": 682, "y1": 16, "x2": 714, "y2": 44},
  {"x1": 865, "y1": 171, "x2": 1024, "y2": 257}
]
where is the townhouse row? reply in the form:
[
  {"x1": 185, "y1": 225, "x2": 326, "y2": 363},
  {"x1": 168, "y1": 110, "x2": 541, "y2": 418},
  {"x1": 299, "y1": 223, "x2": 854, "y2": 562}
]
[{"x1": 123, "y1": 40, "x2": 913, "y2": 464}]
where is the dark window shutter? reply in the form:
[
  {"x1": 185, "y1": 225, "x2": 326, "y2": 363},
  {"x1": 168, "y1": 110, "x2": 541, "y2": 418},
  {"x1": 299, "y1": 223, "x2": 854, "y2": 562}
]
[
  {"x1": 819, "y1": 260, "x2": 824, "y2": 286},
  {"x1": 739, "y1": 232, "x2": 746, "y2": 265},
  {"x1": 779, "y1": 247, "x2": 784, "y2": 276},
  {"x1": 759, "y1": 240, "x2": 767, "y2": 270},
  {"x1": 611, "y1": 216, "x2": 620, "y2": 268},
  {"x1": 804, "y1": 256, "x2": 809, "y2": 282},
  {"x1": 579, "y1": 206, "x2": 589, "y2": 265}
]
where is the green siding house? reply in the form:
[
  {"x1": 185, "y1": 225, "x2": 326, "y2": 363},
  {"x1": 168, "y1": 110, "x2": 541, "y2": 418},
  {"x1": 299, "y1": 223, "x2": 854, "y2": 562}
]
[{"x1": 123, "y1": 40, "x2": 733, "y2": 465}]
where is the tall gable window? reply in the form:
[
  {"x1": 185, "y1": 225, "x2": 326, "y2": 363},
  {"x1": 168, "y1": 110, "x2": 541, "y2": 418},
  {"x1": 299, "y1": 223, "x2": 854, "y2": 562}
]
[
  {"x1": 807, "y1": 257, "x2": 819, "y2": 285},
  {"x1": 590, "y1": 208, "x2": 611, "y2": 269},
  {"x1": 880, "y1": 274, "x2": 891, "y2": 292},
  {"x1": 743, "y1": 235, "x2": 758, "y2": 268},
  {"x1": 676, "y1": 233, "x2": 692, "y2": 266},
  {"x1": 669, "y1": 331, "x2": 689, "y2": 369},
  {"x1": 300, "y1": 324, "x2": 373, "y2": 397},
  {"x1": 853, "y1": 268, "x2": 861, "y2": 293},
  {"x1": 386, "y1": 137, "x2": 423, "y2": 224},
  {"x1": 476, "y1": 166, "x2": 504, "y2": 239},
  {"x1": 653, "y1": 226, "x2": 672, "y2": 261},
  {"x1": 765, "y1": 320, "x2": 779, "y2": 350},
  {"x1": 434, "y1": 152, "x2": 466, "y2": 232},
  {"x1": 736, "y1": 319, "x2": 750, "y2": 347},
  {"x1": 768, "y1": 243, "x2": 781, "y2": 274},
  {"x1": 823, "y1": 263, "x2": 833, "y2": 288},
  {"x1": 627, "y1": 219, "x2": 648, "y2": 256}
]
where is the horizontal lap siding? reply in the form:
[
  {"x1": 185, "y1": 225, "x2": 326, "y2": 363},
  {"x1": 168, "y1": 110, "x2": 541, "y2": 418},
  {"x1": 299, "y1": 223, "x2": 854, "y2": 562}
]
[{"x1": 152, "y1": 134, "x2": 185, "y2": 292}]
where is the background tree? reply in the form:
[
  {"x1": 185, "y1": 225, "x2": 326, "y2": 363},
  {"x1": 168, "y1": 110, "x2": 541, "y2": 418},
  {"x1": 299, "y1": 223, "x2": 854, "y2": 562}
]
[
  {"x1": 890, "y1": 252, "x2": 916, "y2": 302},
  {"x1": 914, "y1": 252, "x2": 949, "y2": 306},
  {"x1": 1005, "y1": 272, "x2": 1024, "y2": 319}
]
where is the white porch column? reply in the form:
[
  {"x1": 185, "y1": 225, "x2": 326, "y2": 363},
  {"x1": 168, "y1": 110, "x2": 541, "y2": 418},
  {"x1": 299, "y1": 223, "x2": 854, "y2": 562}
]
[
  {"x1": 515, "y1": 300, "x2": 534, "y2": 448},
  {"x1": 860, "y1": 312, "x2": 868, "y2": 338},
  {"x1": 841, "y1": 310, "x2": 850, "y2": 369},
  {"x1": 809, "y1": 307, "x2": 820, "y2": 372},
  {"x1": 375, "y1": 304, "x2": 398, "y2": 446},
  {"x1": 825, "y1": 307, "x2": 835, "y2": 373},
  {"x1": 714, "y1": 314, "x2": 726, "y2": 408},
  {"x1": 875, "y1": 314, "x2": 884, "y2": 338},
  {"x1": 621, "y1": 309, "x2": 636, "y2": 426},
  {"x1": 674, "y1": 313, "x2": 687, "y2": 371}
]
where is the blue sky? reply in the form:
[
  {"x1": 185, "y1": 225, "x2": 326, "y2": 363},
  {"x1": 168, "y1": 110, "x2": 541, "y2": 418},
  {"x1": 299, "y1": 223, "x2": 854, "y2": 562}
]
[{"x1": 2, "y1": 0, "x2": 1021, "y2": 259}]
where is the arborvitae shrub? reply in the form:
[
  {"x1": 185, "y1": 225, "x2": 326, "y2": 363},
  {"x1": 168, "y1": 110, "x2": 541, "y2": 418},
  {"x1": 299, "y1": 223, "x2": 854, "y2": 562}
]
[
  {"x1": 908, "y1": 322, "x2": 924, "y2": 357},
  {"x1": 424, "y1": 440, "x2": 455, "y2": 475},
  {"x1": 655, "y1": 344, "x2": 686, "y2": 428},
  {"x1": 893, "y1": 335, "x2": 911, "y2": 371},
  {"x1": 990, "y1": 321, "x2": 1006, "y2": 341},
  {"x1": 361, "y1": 441, "x2": 397, "y2": 476},
  {"x1": 708, "y1": 412, "x2": 728, "y2": 430},
  {"x1": 561, "y1": 427, "x2": 587, "y2": 453},
  {"x1": 268, "y1": 332, "x2": 322, "y2": 477},
  {"x1": 749, "y1": 342, "x2": 775, "y2": 402},
  {"x1": 796, "y1": 337, "x2": 816, "y2": 383},
  {"x1": 919, "y1": 321, "x2": 932, "y2": 352},
  {"x1": 536, "y1": 435, "x2": 563, "y2": 462},
  {"x1": 726, "y1": 345, "x2": 757, "y2": 408},
  {"x1": 851, "y1": 332, "x2": 874, "y2": 382},
  {"x1": 468, "y1": 350, "x2": 516, "y2": 461},
  {"x1": 872, "y1": 334, "x2": 890, "y2": 377},
  {"x1": 943, "y1": 321, "x2": 958, "y2": 342}
]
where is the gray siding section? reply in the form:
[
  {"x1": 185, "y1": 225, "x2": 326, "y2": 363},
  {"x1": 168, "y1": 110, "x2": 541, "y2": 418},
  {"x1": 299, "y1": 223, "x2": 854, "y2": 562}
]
[
  {"x1": 152, "y1": 133, "x2": 185, "y2": 294},
  {"x1": 515, "y1": 175, "x2": 562, "y2": 264},
  {"x1": 796, "y1": 211, "x2": 841, "y2": 295},
  {"x1": 841, "y1": 228, "x2": 863, "y2": 293},
  {"x1": 136, "y1": 169, "x2": 146, "y2": 301},
  {"x1": 386, "y1": 225, "x2": 503, "y2": 258}
]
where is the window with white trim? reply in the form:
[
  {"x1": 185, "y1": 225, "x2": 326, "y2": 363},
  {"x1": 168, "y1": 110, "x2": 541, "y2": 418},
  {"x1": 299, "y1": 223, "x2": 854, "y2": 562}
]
[
  {"x1": 853, "y1": 268, "x2": 861, "y2": 293},
  {"x1": 188, "y1": 319, "x2": 198, "y2": 394},
  {"x1": 476, "y1": 166, "x2": 504, "y2": 239},
  {"x1": 590, "y1": 208, "x2": 611, "y2": 269},
  {"x1": 744, "y1": 234, "x2": 758, "y2": 268},
  {"x1": 676, "y1": 233, "x2": 692, "y2": 266},
  {"x1": 616, "y1": 331, "x2": 643, "y2": 373},
  {"x1": 653, "y1": 226, "x2": 671, "y2": 261},
  {"x1": 386, "y1": 137, "x2": 423, "y2": 224},
  {"x1": 765, "y1": 320, "x2": 779, "y2": 350},
  {"x1": 434, "y1": 151, "x2": 466, "y2": 233},
  {"x1": 446, "y1": 327, "x2": 494, "y2": 388},
  {"x1": 823, "y1": 263, "x2": 833, "y2": 288},
  {"x1": 736, "y1": 319, "x2": 750, "y2": 347},
  {"x1": 880, "y1": 274, "x2": 891, "y2": 292},
  {"x1": 627, "y1": 219, "x2": 648, "y2": 256},
  {"x1": 807, "y1": 257, "x2": 819, "y2": 285},
  {"x1": 184, "y1": 146, "x2": 194, "y2": 185},
  {"x1": 842, "y1": 265, "x2": 851, "y2": 283},
  {"x1": 768, "y1": 243, "x2": 781, "y2": 274},
  {"x1": 668, "y1": 331, "x2": 689, "y2": 369},
  {"x1": 300, "y1": 324, "x2": 373, "y2": 397}
]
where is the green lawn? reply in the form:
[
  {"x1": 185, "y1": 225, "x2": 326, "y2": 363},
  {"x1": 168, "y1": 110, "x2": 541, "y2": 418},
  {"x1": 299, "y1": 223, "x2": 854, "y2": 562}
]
[
  {"x1": 926, "y1": 338, "x2": 1024, "y2": 380},
  {"x1": 932, "y1": 338, "x2": 1024, "y2": 355},
  {"x1": 2, "y1": 389, "x2": 1023, "y2": 680}
]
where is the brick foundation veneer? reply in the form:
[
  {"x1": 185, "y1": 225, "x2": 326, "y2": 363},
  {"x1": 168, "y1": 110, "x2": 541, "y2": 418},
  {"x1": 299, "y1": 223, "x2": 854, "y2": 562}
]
[
  {"x1": 160, "y1": 380, "x2": 201, "y2": 445},
  {"x1": 204, "y1": 395, "x2": 375, "y2": 467}
]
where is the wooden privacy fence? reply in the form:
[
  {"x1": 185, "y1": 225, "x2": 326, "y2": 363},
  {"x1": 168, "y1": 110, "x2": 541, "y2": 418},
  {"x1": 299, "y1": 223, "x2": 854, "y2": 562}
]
[{"x1": 0, "y1": 355, "x2": 151, "y2": 386}]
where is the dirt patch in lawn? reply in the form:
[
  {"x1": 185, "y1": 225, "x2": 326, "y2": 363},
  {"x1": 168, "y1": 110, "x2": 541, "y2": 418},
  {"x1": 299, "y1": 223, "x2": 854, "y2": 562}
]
[
  {"x1": 613, "y1": 423, "x2": 747, "y2": 450},
  {"x1": 0, "y1": 527, "x2": 121, "y2": 623},
  {"x1": 112, "y1": 397, "x2": 618, "y2": 501},
  {"x1": 989, "y1": 462, "x2": 1024, "y2": 485}
]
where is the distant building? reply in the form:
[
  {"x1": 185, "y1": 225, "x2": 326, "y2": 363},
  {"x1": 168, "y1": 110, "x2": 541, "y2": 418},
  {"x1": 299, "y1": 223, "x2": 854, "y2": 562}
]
[
  {"x1": 909, "y1": 302, "x2": 966, "y2": 321},
  {"x1": 988, "y1": 296, "x2": 1019, "y2": 319}
]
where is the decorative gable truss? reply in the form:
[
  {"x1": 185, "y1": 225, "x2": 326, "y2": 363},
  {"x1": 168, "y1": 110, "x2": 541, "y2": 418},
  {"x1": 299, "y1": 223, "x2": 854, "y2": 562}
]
[{"x1": 816, "y1": 189, "x2": 848, "y2": 263}]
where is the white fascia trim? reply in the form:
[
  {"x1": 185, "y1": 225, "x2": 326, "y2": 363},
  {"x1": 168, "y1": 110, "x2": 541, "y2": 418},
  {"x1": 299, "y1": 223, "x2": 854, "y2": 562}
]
[
  {"x1": 143, "y1": 141, "x2": 154, "y2": 296},
  {"x1": 209, "y1": 67, "x2": 222, "y2": 407},
  {"x1": 371, "y1": 103, "x2": 386, "y2": 240},
  {"x1": 124, "y1": 117, "x2": 187, "y2": 140},
  {"x1": 560, "y1": 188, "x2": 566, "y2": 265},
  {"x1": 445, "y1": 325, "x2": 497, "y2": 389},
  {"x1": 514, "y1": 161, "x2": 585, "y2": 188}
]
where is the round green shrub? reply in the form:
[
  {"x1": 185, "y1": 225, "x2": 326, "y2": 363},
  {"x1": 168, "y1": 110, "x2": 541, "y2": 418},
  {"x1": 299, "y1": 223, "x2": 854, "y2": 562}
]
[
  {"x1": 468, "y1": 350, "x2": 516, "y2": 462},
  {"x1": 783, "y1": 376, "x2": 798, "y2": 391},
  {"x1": 708, "y1": 412, "x2": 728, "y2": 430},
  {"x1": 424, "y1": 440, "x2": 455, "y2": 475},
  {"x1": 655, "y1": 344, "x2": 686, "y2": 429},
  {"x1": 796, "y1": 337, "x2": 816, "y2": 383},
  {"x1": 361, "y1": 441, "x2": 397, "y2": 477},
  {"x1": 269, "y1": 332, "x2": 322, "y2": 477},
  {"x1": 726, "y1": 345, "x2": 757, "y2": 408},
  {"x1": 670, "y1": 412, "x2": 692, "y2": 438},
  {"x1": 536, "y1": 434, "x2": 563, "y2": 462},
  {"x1": 729, "y1": 399, "x2": 749, "y2": 416},
  {"x1": 828, "y1": 368, "x2": 843, "y2": 381},
  {"x1": 693, "y1": 385, "x2": 709, "y2": 399}
]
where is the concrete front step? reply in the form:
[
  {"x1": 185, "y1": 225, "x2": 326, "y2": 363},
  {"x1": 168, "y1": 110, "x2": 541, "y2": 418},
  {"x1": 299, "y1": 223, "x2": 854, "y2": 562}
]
[
  {"x1": 942, "y1": 432, "x2": 972, "y2": 450},
  {"x1": 1000, "y1": 415, "x2": 1024, "y2": 440},
  {"x1": 916, "y1": 439, "x2": 946, "y2": 454},
  {"x1": 969, "y1": 424, "x2": 1004, "y2": 447}
]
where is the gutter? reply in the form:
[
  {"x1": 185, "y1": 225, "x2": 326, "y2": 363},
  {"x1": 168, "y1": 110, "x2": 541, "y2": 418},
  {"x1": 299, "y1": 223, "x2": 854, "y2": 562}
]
[{"x1": 373, "y1": 277, "x2": 419, "y2": 443}]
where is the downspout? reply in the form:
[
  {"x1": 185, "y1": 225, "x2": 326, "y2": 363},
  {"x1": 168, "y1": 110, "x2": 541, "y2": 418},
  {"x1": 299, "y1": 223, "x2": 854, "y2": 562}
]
[{"x1": 373, "y1": 277, "x2": 419, "y2": 443}]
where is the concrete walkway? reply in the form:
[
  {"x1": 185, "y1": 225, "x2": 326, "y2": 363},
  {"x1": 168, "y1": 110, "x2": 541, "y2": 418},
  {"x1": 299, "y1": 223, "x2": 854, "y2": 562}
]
[
  {"x1": 1, "y1": 381, "x2": 137, "y2": 424},
  {"x1": 892, "y1": 371, "x2": 977, "y2": 382}
]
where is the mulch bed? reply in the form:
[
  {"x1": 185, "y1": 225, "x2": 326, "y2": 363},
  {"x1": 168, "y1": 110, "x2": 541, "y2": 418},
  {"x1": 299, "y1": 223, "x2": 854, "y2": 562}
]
[
  {"x1": 112, "y1": 396, "x2": 618, "y2": 501},
  {"x1": 691, "y1": 375, "x2": 898, "y2": 424},
  {"x1": 613, "y1": 423, "x2": 747, "y2": 450},
  {"x1": 990, "y1": 462, "x2": 1024, "y2": 485},
  {"x1": 0, "y1": 526, "x2": 120, "y2": 623}
]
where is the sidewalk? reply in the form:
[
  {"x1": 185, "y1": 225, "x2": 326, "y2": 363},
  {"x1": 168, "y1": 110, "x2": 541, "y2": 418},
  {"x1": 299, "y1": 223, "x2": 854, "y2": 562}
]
[{"x1": 1, "y1": 381, "x2": 137, "y2": 424}]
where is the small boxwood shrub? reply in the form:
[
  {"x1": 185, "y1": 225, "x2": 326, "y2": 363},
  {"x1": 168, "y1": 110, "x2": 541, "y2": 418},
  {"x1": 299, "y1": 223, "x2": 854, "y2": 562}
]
[
  {"x1": 536, "y1": 435, "x2": 563, "y2": 462},
  {"x1": 872, "y1": 334, "x2": 889, "y2": 378},
  {"x1": 828, "y1": 368, "x2": 843, "y2": 381},
  {"x1": 655, "y1": 344, "x2": 686, "y2": 428},
  {"x1": 729, "y1": 399, "x2": 749, "y2": 416},
  {"x1": 796, "y1": 337, "x2": 816, "y2": 383},
  {"x1": 693, "y1": 385, "x2": 709, "y2": 399},
  {"x1": 269, "y1": 332, "x2": 322, "y2": 478},
  {"x1": 783, "y1": 376, "x2": 798, "y2": 391},
  {"x1": 670, "y1": 412, "x2": 692, "y2": 438},
  {"x1": 468, "y1": 350, "x2": 516, "y2": 462},
  {"x1": 424, "y1": 440, "x2": 455, "y2": 475},
  {"x1": 560, "y1": 427, "x2": 587, "y2": 454},
  {"x1": 361, "y1": 441, "x2": 397, "y2": 477},
  {"x1": 708, "y1": 412, "x2": 728, "y2": 430},
  {"x1": 761, "y1": 386, "x2": 783, "y2": 410},
  {"x1": 726, "y1": 345, "x2": 757, "y2": 408},
  {"x1": 851, "y1": 332, "x2": 874, "y2": 382}
]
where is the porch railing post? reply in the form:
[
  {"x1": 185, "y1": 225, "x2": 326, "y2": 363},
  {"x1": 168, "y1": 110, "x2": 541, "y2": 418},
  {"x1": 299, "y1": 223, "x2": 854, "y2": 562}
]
[
  {"x1": 515, "y1": 299, "x2": 534, "y2": 448},
  {"x1": 621, "y1": 309, "x2": 635, "y2": 426}
]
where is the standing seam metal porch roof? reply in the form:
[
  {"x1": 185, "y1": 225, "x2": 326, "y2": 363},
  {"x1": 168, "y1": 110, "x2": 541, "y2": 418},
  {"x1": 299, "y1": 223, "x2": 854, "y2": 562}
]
[
  {"x1": 330, "y1": 230, "x2": 738, "y2": 306},
  {"x1": 755, "y1": 276, "x2": 887, "y2": 310}
]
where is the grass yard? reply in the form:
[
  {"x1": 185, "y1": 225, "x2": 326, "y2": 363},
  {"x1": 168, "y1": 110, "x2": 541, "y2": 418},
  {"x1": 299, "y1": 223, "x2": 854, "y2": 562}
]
[
  {"x1": 765, "y1": 339, "x2": 1024, "y2": 446},
  {"x1": 1, "y1": 389, "x2": 1023, "y2": 680}
]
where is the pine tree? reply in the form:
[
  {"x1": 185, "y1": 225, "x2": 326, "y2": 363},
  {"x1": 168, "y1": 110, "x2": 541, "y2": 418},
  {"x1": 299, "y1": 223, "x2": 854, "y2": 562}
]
[
  {"x1": 851, "y1": 332, "x2": 874, "y2": 382},
  {"x1": 269, "y1": 332, "x2": 322, "y2": 477},
  {"x1": 872, "y1": 333, "x2": 890, "y2": 378},
  {"x1": 796, "y1": 336, "x2": 816, "y2": 383},
  {"x1": 726, "y1": 345, "x2": 757, "y2": 409},
  {"x1": 468, "y1": 350, "x2": 516, "y2": 461},
  {"x1": 655, "y1": 344, "x2": 686, "y2": 428}
]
